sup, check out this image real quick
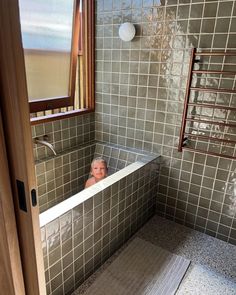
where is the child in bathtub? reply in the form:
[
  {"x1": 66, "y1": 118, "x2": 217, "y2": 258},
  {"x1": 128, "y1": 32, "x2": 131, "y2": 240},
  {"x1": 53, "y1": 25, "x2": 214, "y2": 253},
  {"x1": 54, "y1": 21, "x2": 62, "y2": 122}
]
[{"x1": 85, "y1": 157, "x2": 108, "y2": 188}]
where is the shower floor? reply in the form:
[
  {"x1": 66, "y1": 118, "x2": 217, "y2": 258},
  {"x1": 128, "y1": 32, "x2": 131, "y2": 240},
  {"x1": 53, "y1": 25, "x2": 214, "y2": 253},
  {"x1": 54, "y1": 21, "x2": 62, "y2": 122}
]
[{"x1": 73, "y1": 215, "x2": 236, "y2": 295}]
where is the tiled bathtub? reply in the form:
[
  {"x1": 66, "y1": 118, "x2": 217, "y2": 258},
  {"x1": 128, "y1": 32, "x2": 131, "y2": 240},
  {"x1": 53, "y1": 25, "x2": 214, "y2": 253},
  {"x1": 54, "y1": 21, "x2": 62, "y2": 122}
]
[
  {"x1": 36, "y1": 141, "x2": 158, "y2": 213},
  {"x1": 39, "y1": 143, "x2": 160, "y2": 295}
]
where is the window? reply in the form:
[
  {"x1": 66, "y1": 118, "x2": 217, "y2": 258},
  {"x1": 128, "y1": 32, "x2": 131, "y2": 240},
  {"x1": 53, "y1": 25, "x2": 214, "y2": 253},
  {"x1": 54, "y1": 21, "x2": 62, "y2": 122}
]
[{"x1": 18, "y1": 0, "x2": 94, "y2": 123}]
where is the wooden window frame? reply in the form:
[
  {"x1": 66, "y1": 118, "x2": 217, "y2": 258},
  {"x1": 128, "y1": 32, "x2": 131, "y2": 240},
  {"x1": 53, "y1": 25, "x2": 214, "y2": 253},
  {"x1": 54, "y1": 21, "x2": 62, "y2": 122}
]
[{"x1": 30, "y1": 0, "x2": 94, "y2": 124}]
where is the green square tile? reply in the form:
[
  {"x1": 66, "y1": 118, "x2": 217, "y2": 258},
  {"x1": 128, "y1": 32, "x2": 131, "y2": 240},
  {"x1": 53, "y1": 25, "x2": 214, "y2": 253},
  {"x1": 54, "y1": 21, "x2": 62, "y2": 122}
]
[
  {"x1": 218, "y1": 1, "x2": 233, "y2": 17},
  {"x1": 50, "y1": 273, "x2": 63, "y2": 292}
]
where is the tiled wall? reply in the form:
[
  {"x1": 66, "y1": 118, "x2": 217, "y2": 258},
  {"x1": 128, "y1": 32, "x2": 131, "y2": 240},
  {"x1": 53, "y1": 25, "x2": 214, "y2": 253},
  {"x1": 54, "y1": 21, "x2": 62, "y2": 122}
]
[
  {"x1": 41, "y1": 159, "x2": 158, "y2": 295},
  {"x1": 33, "y1": 113, "x2": 95, "y2": 212},
  {"x1": 32, "y1": 113, "x2": 95, "y2": 161},
  {"x1": 35, "y1": 144, "x2": 95, "y2": 213},
  {"x1": 95, "y1": 0, "x2": 236, "y2": 244}
]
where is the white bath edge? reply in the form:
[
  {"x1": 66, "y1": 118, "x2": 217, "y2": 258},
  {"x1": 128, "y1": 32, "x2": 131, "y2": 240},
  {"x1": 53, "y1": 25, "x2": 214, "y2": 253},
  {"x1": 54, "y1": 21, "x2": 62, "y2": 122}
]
[{"x1": 39, "y1": 160, "x2": 150, "y2": 227}]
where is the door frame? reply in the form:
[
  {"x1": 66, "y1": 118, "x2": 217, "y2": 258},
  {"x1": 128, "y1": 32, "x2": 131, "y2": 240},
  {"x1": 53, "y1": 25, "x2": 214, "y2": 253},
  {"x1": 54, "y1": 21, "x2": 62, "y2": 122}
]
[{"x1": 0, "y1": 0, "x2": 46, "y2": 294}]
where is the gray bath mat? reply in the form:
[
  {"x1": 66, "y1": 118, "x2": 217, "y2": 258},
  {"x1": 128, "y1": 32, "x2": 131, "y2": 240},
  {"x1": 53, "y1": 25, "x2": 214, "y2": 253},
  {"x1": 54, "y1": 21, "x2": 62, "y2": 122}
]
[{"x1": 84, "y1": 237, "x2": 190, "y2": 295}]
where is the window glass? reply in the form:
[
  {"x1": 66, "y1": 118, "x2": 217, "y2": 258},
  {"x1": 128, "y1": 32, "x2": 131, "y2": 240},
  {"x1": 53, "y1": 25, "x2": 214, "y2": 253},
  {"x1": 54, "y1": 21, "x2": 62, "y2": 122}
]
[{"x1": 19, "y1": 0, "x2": 75, "y2": 101}]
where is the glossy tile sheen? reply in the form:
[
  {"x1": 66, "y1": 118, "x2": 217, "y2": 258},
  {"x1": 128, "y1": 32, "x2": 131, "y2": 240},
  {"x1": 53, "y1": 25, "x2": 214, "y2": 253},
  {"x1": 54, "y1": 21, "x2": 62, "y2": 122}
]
[{"x1": 95, "y1": 0, "x2": 236, "y2": 245}]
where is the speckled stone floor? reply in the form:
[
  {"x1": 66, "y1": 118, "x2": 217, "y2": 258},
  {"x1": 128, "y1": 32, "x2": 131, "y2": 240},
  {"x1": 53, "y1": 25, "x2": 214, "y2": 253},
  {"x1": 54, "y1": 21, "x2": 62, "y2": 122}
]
[{"x1": 73, "y1": 215, "x2": 236, "y2": 295}]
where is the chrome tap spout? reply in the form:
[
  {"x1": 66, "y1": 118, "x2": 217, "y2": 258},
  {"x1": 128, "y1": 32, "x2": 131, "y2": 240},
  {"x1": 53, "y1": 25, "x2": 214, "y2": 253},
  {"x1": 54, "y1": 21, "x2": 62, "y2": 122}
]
[{"x1": 34, "y1": 138, "x2": 57, "y2": 156}]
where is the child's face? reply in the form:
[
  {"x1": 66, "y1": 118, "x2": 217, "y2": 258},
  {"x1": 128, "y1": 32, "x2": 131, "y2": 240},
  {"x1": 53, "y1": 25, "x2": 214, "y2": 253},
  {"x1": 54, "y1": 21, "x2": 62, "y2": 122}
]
[{"x1": 91, "y1": 161, "x2": 107, "y2": 181}]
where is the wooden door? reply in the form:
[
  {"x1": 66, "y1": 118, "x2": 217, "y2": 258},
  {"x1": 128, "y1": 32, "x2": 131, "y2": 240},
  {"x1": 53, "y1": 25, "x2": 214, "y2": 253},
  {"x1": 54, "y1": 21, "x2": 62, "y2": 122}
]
[
  {"x1": 0, "y1": 0, "x2": 46, "y2": 294},
  {"x1": 0, "y1": 111, "x2": 25, "y2": 295}
]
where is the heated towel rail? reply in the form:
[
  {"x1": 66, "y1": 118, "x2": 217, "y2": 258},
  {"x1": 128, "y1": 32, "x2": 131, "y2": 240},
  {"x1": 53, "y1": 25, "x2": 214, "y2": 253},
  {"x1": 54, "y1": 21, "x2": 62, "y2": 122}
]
[{"x1": 178, "y1": 48, "x2": 236, "y2": 159}]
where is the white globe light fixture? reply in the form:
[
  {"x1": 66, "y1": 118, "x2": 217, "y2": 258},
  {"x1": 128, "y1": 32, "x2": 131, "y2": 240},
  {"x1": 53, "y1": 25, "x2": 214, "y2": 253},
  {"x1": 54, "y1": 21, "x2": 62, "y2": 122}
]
[{"x1": 119, "y1": 22, "x2": 136, "y2": 42}]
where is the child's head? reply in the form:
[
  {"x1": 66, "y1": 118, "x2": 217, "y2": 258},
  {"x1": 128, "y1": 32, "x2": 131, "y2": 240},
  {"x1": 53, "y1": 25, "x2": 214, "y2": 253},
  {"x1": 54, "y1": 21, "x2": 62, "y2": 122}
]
[{"x1": 90, "y1": 157, "x2": 108, "y2": 181}]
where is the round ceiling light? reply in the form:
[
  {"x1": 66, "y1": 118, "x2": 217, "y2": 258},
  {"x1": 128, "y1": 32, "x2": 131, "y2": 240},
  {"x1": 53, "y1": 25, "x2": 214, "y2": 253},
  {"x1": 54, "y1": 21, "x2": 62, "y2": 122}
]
[{"x1": 119, "y1": 22, "x2": 136, "y2": 42}]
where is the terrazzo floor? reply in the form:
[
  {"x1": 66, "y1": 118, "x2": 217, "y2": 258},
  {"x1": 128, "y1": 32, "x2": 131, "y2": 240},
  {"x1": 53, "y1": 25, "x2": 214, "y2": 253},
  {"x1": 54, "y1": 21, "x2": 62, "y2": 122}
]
[{"x1": 73, "y1": 215, "x2": 236, "y2": 295}]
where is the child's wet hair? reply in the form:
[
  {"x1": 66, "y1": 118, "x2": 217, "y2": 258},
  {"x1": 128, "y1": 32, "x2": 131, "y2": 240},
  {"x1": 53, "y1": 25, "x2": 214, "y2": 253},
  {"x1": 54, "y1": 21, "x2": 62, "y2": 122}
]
[{"x1": 90, "y1": 157, "x2": 108, "y2": 171}]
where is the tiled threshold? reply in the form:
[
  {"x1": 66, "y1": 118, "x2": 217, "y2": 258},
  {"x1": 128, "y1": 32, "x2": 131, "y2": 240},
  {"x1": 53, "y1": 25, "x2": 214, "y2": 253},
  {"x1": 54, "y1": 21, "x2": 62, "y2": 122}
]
[{"x1": 73, "y1": 215, "x2": 236, "y2": 295}]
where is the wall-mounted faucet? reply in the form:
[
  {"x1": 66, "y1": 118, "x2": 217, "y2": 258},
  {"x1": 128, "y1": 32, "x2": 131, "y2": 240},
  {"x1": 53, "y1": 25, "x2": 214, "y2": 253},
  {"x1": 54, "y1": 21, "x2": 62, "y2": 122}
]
[{"x1": 34, "y1": 135, "x2": 57, "y2": 156}]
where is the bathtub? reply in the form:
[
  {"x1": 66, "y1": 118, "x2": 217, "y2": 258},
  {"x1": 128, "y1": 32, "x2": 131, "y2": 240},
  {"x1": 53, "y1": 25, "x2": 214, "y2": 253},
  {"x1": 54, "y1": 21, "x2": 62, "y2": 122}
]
[
  {"x1": 39, "y1": 142, "x2": 160, "y2": 295},
  {"x1": 36, "y1": 141, "x2": 158, "y2": 213}
]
